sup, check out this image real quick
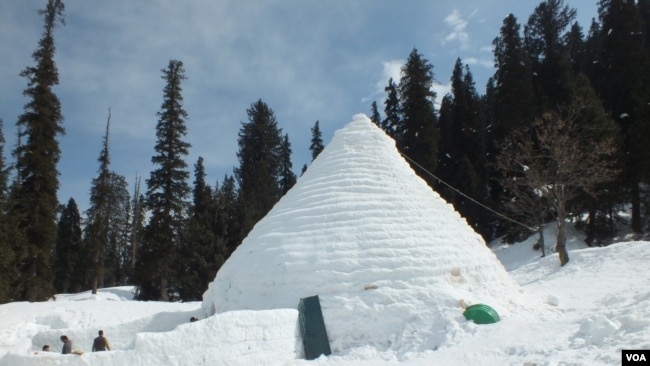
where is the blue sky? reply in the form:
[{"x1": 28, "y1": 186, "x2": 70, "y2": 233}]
[{"x1": 0, "y1": 0, "x2": 597, "y2": 214}]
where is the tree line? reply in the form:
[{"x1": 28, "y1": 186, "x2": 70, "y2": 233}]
[
  {"x1": 370, "y1": 0, "x2": 649, "y2": 266},
  {"x1": 1, "y1": 0, "x2": 649, "y2": 303}
]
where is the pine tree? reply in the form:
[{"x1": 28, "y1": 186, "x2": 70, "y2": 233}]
[
  {"x1": 493, "y1": 14, "x2": 536, "y2": 139},
  {"x1": 583, "y1": 18, "x2": 605, "y2": 89},
  {"x1": 11, "y1": 0, "x2": 66, "y2": 301},
  {"x1": 370, "y1": 101, "x2": 381, "y2": 128},
  {"x1": 130, "y1": 175, "x2": 145, "y2": 272},
  {"x1": 136, "y1": 60, "x2": 191, "y2": 301},
  {"x1": 0, "y1": 120, "x2": 16, "y2": 303},
  {"x1": 178, "y1": 157, "x2": 225, "y2": 301},
  {"x1": 3, "y1": 182, "x2": 27, "y2": 302},
  {"x1": 214, "y1": 175, "x2": 241, "y2": 255},
  {"x1": 309, "y1": 121, "x2": 324, "y2": 161},
  {"x1": 524, "y1": 0, "x2": 577, "y2": 110},
  {"x1": 639, "y1": 0, "x2": 650, "y2": 52},
  {"x1": 437, "y1": 60, "x2": 489, "y2": 236},
  {"x1": 85, "y1": 110, "x2": 113, "y2": 294},
  {"x1": 279, "y1": 134, "x2": 297, "y2": 195},
  {"x1": 565, "y1": 22, "x2": 585, "y2": 75},
  {"x1": 491, "y1": 14, "x2": 538, "y2": 239},
  {"x1": 571, "y1": 74, "x2": 622, "y2": 245},
  {"x1": 235, "y1": 99, "x2": 284, "y2": 237},
  {"x1": 382, "y1": 78, "x2": 401, "y2": 143},
  {"x1": 436, "y1": 94, "x2": 455, "y2": 196},
  {"x1": 398, "y1": 48, "x2": 440, "y2": 188},
  {"x1": 101, "y1": 171, "x2": 130, "y2": 287},
  {"x1": 82, "y1": 111, "x2": 131, "y2": 290},
  {"x1": 54, "y1": 198, "x2": 83, "y2": 293},
  {"x1": 597, "y1": 0, "x2": 650, "y2": 233},
  {"x1": 0, "y1": 119, "x2": 7, "y2": 216}
]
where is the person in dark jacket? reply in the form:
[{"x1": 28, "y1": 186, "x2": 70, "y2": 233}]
[
  {"x1": 60, "y1": 335, "x2": 72, "y2": 354},
  {"x1": 92, "y1": 330, "x2": 111, "y2": 352}
]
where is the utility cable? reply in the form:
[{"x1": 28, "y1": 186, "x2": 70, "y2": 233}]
[{"x1": 399, "y1": 151, "x2": 537, "y2": 232}]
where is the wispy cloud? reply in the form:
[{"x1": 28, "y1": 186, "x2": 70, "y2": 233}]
[
  {"x1": 442, "y1": 9, "x2": 469, "y2": 49},
  {"x1": 441, "y1": 8, "x2": 481, "y2": 51},
  {"x1": 361, "y1": 59, "x2": 404, "y2": 104},
  {"x1": 464, "y1": 57, "x2": 494, "y2": 70}
]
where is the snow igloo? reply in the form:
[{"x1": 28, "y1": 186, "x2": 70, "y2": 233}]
[{"x1": 203, "y1": 114, "x2": 532, "y2": 354}]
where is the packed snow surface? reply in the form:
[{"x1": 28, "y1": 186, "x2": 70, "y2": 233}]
[
  {"x1": 0, "y1": 114, "x2": 648, "y2": 365},
  {"x1": 203, "y1": 114, "x2": 533, "y2": 354}
]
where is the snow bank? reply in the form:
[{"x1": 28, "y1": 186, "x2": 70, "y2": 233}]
[
  {"x1": 203, "y1": 114, "x2": 535, "y2": 355},
  {"x1": 1, "y1": 309, "x2": 301, "y2": 366}
]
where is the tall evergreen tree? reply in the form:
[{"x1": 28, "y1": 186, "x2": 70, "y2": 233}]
[
  {"x1": 85, "y1": 110, "x2": 113, "y2": 294},
  {"x1": 101, "y1": 171, "x2": 130, "y2": 287},
  {"x1": 0, "y1": 120, "x2": 16, "y2": 303},
  {"x1": 436, "y1": 94, "x2": 454, "y2": 192},
  {"x1": 0, "y1": 120, "x2": 7, "y2": 215},
  {"x1": 382, "y1": 78, "x2": 401, "y2": 143},
  {"x1": 491, "y1": 14, "x2": 537, "y2": 239},
  {"x1": 640, "y1": 0, "x2": 650, "y2": 53},
  {"x1": 398, "y1": 48, "x2": 440, "y2": 188},
  {"x1": 129, "y1": 175, "x2": 145, "y2": 273},
  {"x1": 235, "y1": 99, "x2": 284, "y2": 237},
  {"x1": 565, "y1": 22, "x2": 585, "y2": 75},
  {"x1": 136, "y1": 60, "x2": 191, "y2": 301},
  {"x1": 84, "y1": 114, "x2": 131, "y2": 290},
  {"x1": 279, "y1": 134, "x2": 297, "y2": 195},
  {"x1": 370, "y1": 101, "x2": 381, "y2": 128},
  {"x1": 214, "y1": 175, "x2": 241, "y2": 255},
  {"x1": 437, "y1": 59, "x2": 489, "y2": 236},
  {"x1": 3, "y1": 181, "x2": 27, "y2": 302},
  {"x1": 54, "y1": 198, "x2": 83, "y2": 293},
  {"x1": 309, "y1": 121, "x2": 324, "y2": 161},
  {"x1": 583, "y1": 18, "x2": 605, "y2": 87},
  {"x1": 493, "y1": 14, "x2": 536, "y2": 139},
  {"x1": 597, "y1": 0, "x2": 650, "y2": 233},
  {"x1": 178, "y1": 157, "x2": 225, "y2": 301},
  {"x1": 524, "y1": 0, "x2": 577, "y2": 110},
  {"x1": 11, "y1": 0, "x2": 66, "y2": 301},
  {"x1": 571, "y1": 74, "x2": 622, "y2": 245}
]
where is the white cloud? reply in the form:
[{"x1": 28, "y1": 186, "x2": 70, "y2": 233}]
[
  {"x1": 361, "y1": 59, "x2": 404, "y2": 104},
  {"x1": 377, "y1": 60, "x2": 404, "y2": 92},
  {"x1": 442, "y1": 9, "x2": 470, "y2": 49},
  {"x1": 464, "y1": 57, "x2": 494, "y2": 69},
  {"x1": 431, "y1": 81, "x2": 451, "y2": 107}
]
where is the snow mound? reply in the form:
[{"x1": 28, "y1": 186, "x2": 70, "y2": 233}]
[{"x1": 203, "y1": 114, "x2": 534, "y2": 354}]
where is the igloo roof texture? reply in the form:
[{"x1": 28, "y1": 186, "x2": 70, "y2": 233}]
[{"x1": 202, "y1": 114, "x2": 531, "y2": 353}]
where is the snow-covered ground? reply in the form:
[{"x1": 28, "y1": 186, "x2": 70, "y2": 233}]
[{"x1": 0, "y1": 115, "x2": 648, "y2": 365}]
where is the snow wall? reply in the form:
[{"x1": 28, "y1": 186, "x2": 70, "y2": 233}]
[{"x1": 1, "y1": 309, "x2": 301, "y2": 366}]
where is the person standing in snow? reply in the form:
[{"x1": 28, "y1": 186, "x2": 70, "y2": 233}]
[
  {"x1": 92, "y1": 330, "x2": 111, "y2": 351},
  {"x1": 60, "y1": 335, "x2": 72, "y2": 354}
]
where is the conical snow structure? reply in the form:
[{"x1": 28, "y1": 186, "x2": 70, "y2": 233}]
[{"x1": 203, "y1": 114, "x2": 532, "y2": 354}]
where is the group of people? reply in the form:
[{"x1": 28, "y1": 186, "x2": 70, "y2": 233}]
[
  {"x1": 41, "y1": 330, "x2": 110, "y2": 355},
  {"x1": 40, "y1": 317, "x2": 199, "y2": 355}
]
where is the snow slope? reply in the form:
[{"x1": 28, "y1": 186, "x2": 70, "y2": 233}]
[{"x1": 1, "y1": 241, "x2": 648, "y2": 365}]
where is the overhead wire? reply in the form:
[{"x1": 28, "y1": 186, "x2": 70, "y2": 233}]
[{"x1": 398, "y1": 151, "x2": 537, "y2": 232}]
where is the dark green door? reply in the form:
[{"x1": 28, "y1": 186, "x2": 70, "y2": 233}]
[{"x1": 298, "y1": 295, "x2": 332, "y2": 360}]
